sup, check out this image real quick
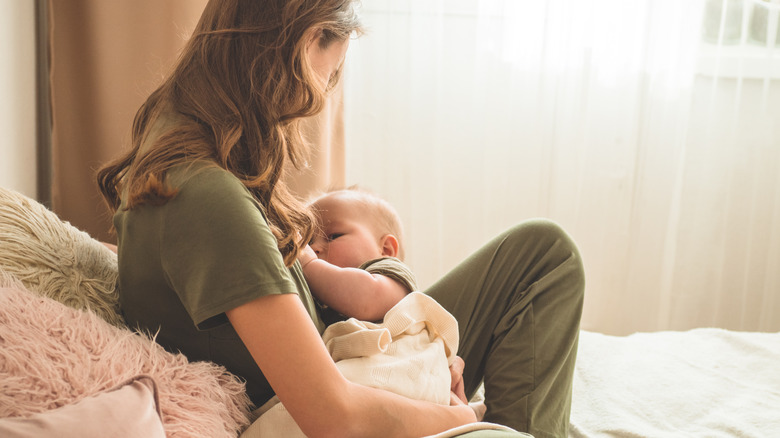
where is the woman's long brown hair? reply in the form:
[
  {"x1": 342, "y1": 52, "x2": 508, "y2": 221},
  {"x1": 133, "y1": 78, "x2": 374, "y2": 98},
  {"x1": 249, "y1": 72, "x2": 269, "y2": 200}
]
[{"x1": 97, "y1": 0, "x2": 361, "y2": 266}]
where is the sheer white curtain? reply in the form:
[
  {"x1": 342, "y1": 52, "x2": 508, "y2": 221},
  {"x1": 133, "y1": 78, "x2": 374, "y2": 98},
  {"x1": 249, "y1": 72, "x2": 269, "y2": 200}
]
[{"x1": 342, "y1": 0, "x2": 780, "y2": 335}]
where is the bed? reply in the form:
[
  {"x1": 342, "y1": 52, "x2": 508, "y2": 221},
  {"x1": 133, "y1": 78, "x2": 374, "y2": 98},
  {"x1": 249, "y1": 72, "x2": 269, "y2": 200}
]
[{"x1": 570, "y1": 328, "x2": 780, "y2": 437}]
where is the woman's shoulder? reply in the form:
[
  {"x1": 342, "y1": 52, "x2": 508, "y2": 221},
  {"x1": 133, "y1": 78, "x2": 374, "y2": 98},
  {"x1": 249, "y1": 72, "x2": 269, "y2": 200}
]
[
  {"x1": 168, "y1": 162, "x2": 257, "y2": 204},
  {"x1": 169, "y1": 161, "x2": 244, "y2": 193},
  {"x1": 164, "y1": 161, "x2": 265, "y2": 221}
]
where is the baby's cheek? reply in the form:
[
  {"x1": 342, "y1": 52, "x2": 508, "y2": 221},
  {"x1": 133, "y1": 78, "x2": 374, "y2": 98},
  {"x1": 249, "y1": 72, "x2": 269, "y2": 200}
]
[{"x1": 324, "y1": 250, "x2": 352, "y2": 269}]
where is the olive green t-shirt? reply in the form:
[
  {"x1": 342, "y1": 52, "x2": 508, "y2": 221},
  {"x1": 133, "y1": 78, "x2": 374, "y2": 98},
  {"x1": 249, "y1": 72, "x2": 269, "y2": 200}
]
[
  {"x1": 114, "y1": 162, "x2": 324, "y2": 407},
  {"x1": 360, "y1": 257, "x2": 418, "y2": 292}
]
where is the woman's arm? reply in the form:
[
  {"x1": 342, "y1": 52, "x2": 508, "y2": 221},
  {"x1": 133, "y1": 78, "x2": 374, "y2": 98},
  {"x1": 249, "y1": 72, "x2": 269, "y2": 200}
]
[
  {"x1": 226, "y1": 293, "x2": 475, "y2": 438},
  {"x1": 299, "y1": 245, "x2": 408, "y2": 321}
]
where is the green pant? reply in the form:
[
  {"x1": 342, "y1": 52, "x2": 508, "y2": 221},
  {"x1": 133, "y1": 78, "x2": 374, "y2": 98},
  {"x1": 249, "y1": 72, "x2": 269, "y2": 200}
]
[{"x1": 425, "y1": 219, "x2": 585, "y2": 438}]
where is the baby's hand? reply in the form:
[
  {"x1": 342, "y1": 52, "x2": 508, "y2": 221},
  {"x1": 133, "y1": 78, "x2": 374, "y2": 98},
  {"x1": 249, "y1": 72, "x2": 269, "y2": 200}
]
[{"x1": 298, "y1": 245, "x2": 318, "y2": 269}]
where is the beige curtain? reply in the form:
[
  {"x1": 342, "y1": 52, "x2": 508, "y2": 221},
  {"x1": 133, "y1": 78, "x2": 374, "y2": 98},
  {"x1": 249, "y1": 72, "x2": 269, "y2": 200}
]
[{"x1": 49, "y1": 0, "x2": 344, "y2": 242}]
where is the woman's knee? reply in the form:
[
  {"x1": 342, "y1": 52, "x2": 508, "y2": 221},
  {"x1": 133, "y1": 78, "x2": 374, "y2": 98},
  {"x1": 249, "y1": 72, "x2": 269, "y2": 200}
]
[
  {"x1": 502, "y1": 219, "x2": 578, "y2": 253},
  {"x1": 500, "y1": 219, "x2": 585, "y2": 294}
]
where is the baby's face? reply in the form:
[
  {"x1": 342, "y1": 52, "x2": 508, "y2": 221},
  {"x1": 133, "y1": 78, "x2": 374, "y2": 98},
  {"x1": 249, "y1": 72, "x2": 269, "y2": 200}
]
[{"x1": 309, "y1": 196, "x2": 385, "y2": 268}]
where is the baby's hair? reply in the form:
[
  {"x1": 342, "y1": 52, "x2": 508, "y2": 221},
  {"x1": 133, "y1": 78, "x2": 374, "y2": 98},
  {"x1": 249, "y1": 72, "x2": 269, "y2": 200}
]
[{"x1": 309, "y1": 185, "x2": 406, "y2": 260}]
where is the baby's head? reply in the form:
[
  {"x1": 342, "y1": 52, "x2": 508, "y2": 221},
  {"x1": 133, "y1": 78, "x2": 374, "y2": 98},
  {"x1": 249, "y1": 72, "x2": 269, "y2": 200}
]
[{"x1": 309, "y1": 188, "x2": 404, "y2": 268}]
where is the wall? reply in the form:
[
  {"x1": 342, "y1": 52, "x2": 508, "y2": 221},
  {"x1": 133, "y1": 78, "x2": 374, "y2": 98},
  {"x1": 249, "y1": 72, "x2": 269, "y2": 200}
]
[{"x1": 0, "y1": 0, "x2": 36, "y2": 198}]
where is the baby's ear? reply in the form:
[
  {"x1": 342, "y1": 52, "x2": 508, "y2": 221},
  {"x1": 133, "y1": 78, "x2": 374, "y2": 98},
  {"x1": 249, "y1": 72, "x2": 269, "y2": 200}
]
[{"x1": 379, "y1": 234, "x2": 399, "y2": 258}]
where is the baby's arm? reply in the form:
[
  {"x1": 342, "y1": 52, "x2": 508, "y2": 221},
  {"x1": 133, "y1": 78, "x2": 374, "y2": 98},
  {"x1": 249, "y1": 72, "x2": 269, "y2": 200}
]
[{"x1": 298, "y1": 246, "x2": 410, "y2": 321}]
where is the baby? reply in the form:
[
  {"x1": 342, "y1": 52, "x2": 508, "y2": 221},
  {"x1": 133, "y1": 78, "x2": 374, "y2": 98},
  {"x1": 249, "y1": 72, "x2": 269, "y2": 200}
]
[
  {"x1": 292, "y1": 188, "x2": 488, "y2": 425},
  {"x1": 298, "y1": 187, "x2": 416, "y2": 325}
]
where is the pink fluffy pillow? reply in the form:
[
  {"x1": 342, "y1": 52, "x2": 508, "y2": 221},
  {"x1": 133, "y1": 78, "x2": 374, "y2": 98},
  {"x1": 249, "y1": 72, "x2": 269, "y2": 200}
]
[{"x1": 0, "y1": 283, "x2": 252, "y2": 438}]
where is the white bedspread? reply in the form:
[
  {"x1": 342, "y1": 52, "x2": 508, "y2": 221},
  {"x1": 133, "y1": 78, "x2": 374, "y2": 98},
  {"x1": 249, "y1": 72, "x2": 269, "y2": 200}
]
[{"x1": 570, "y1": 329, "x2": 780, "y2": 438}]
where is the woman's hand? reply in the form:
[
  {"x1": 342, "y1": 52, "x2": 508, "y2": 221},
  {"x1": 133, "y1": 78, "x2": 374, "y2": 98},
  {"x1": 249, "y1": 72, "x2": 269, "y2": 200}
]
[
  {"x1": 449, "y1": 391, "x2": 478, "y2": 424},
  {"x1": 449, "y1": 356, "x2": 486, "y2": 422},
  {"x1": 449, "y1": 356, "x2": 468, "y2": 404}
]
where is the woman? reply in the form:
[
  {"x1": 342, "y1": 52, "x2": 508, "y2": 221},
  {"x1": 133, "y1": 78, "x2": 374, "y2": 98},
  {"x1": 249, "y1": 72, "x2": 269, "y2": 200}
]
[{"x1": 97, "y1": 1, "x2": 584, "y2": 437}]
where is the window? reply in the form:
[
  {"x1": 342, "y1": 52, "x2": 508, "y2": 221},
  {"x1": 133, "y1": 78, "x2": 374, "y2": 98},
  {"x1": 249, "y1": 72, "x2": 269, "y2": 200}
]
[{"x1": 697, "y1": 0, "x2": 780, "y2": 78}]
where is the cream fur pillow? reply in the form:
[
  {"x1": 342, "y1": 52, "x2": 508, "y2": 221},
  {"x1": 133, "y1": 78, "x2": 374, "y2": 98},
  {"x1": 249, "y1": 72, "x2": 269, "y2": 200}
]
[
  {"x1": 0, "y1": 187, "x2": 122, "y2": 326},
  {"x1": 0, "y1": 276, "x2": 252, "y2": 438}
]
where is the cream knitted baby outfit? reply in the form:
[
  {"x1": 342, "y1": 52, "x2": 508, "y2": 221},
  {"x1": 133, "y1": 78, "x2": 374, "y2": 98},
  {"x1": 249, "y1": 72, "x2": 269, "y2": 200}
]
[{"x1": 324, "y1": 291, "x2": 458, "y2": 405}]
